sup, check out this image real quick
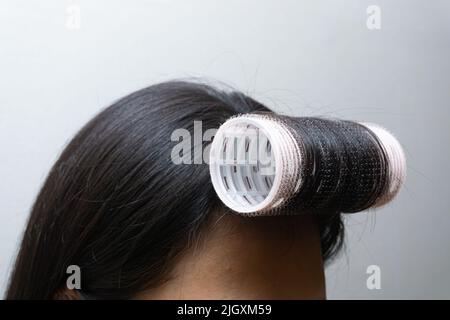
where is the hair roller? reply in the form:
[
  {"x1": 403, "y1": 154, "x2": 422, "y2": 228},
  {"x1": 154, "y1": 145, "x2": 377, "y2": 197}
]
[{"x1": 209, "y1": 113, "x2": 406, "y2": 216}]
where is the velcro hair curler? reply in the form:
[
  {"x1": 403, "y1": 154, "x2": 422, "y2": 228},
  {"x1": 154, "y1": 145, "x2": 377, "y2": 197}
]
[{"x1": 209, "y1": 113, "x2": 406, "y2": 216}]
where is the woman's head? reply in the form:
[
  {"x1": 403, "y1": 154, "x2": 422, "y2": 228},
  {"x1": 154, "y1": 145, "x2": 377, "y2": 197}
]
[{"x1": 6, "y1": 81, "x2": 343, "y2": 299}]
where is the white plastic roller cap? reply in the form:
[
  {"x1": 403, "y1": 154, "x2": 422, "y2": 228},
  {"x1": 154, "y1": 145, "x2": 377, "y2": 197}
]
[
  {"x1": 359, "y1": 122, "x2": 407, "y2": 207},
  {"x1": 209, "y1": 114, "x2": 302, "y2": 215}
]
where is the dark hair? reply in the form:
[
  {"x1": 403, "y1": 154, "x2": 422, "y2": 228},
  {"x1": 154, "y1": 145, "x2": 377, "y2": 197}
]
[{"x1": 6, "y1": 81, "x2": 343, "y2": 299}]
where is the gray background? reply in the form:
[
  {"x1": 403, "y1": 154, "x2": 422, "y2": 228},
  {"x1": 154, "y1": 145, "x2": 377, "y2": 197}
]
[{"x1": 1, "y1": 0, "x2": 449, "y2": 299}]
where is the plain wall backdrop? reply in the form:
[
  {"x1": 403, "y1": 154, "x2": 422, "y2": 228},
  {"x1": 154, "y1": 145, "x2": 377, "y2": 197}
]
[{"x1": 1, "y1": 0, "x2": 449, "y2": 299}]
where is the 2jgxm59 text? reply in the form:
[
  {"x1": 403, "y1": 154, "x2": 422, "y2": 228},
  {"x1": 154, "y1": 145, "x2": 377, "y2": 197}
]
[{"x1": 221, "y1": 304, "x2": 271, "y2": 317}]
